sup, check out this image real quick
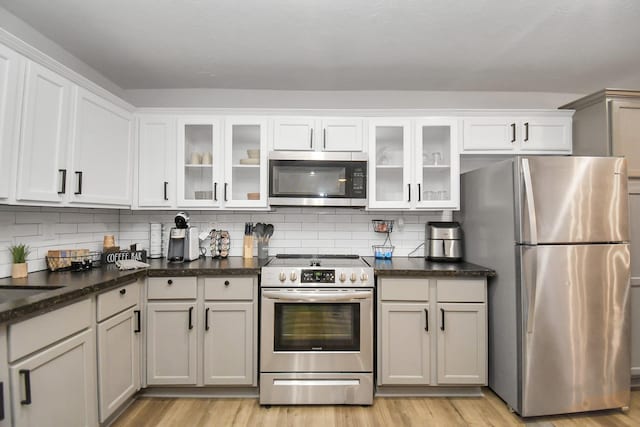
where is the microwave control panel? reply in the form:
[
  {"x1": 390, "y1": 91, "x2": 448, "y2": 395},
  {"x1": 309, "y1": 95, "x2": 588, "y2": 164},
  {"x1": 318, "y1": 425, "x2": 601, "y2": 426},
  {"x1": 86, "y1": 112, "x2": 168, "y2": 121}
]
[{"x1": 301, "y1": 269, "x2": 335, "y2": 283}]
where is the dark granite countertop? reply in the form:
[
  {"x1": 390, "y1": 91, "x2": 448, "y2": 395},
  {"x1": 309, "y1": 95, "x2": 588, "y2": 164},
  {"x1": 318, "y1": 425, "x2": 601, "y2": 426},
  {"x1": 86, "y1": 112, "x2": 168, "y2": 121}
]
[
  {"x1": 363, "y1": 257, "x2": 496, "y2": 277},
  {"x1": 0, "y1": 256, "x2": 269, "y2": 324}
]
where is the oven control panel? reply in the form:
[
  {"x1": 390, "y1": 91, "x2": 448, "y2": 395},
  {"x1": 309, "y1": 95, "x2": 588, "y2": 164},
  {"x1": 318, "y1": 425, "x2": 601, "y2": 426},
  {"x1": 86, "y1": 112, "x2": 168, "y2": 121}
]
[{"x1": 301, "y1": 269, "x2": 335, "y2": 283}]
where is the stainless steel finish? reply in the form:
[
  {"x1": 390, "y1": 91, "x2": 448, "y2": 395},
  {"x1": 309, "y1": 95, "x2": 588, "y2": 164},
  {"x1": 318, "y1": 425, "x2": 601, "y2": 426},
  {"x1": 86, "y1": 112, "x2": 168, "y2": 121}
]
[
  {"x1": 426, "y1": 222, "x2": 464, "y2": 261},
  {"x1": 268, "y1": 197, "x2": 366, "y2": 207},
  {"x1": 520, "y1": 243, "x2": 630, "y2": 416},
  {"x1": 515, "y1": 156, "x2": 629, "y2": 244},
  {"x1": 268, "y1": 151, "x2": 368, "y2": 161},
  {"x1": 262, "y1": 289, "x2": 372, "y2": 302},
  {"x1": 260, "y1": 288, "x2": 373, "y2": 373},
  {"x1": 260, "y1": 373, "x2": 374, "y2": 405},
  {"x1": 261, "y1": 264, "x2": 373, "y2": 287},
  {"x1": 460, "y1": 156, "x2": 631, "y2": 417}
]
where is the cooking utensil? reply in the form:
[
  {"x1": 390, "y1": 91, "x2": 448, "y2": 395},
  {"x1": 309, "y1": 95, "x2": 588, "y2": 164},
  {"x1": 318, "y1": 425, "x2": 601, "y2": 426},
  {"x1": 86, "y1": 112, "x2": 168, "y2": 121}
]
[
  {"x1": 265, "y1": 224, "x2": 274, "y2": 241},
  {"x1": 254, "y1": 223, "x2": 265, "y2": 240}
]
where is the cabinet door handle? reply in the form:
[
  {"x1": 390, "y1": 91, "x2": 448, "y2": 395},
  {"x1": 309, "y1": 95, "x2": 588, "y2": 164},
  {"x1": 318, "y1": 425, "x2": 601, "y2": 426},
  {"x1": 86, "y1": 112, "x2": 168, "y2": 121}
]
[
  {"x1": 58, "y1": 169, "x2": 67, "y2": 194},
  {"x1": 224, "y1": 183, "x2": 228, "y2": 202},
  {"x1": 510, "y1": 123, "x2": 516, "y2": 143},
  {"x1": 134, "y1": 309, "x2": 141, "y2": 333},
  {"x1": 213, "y1": 182, "x2": 218, "y2": 201},
  {"x1": 323, "y1": 128, "x2": 326, "y2": 149},
  {"x1": 408, "y1": 184, "x2": 411, "y2": 202},
  {"x1": 74, "y1": 171, "x2": 83, "y2": 195},
  {"x1": 440, "y1": 308, "x2": 445, "y2": 331},
  {"x1": 188, "y1": 306, "x2": 194, "y2": 330},
  {"x1": 418, "y1": 183, "x2": 422, "y2": 202},
  {"x1": 524, "y1": 122, "x2": 529, "y2": 142},
  {"x1": 19, "y1": 369, "x2": 31, "y2": 405},
  {"x1": 164, "y1": 181, "x2": 168, "y2": 201},
  {"x1": 310, "y1": 128, "x2": 314, "y2": 149},
  {"x1": 424, "y1": 308, "x2": 429, "y2": 331},
  {"x1": 205, "y1": 307, "x2": 210, "y2": 331},
  {"x1": 0, "y1": 381, "x2": 5, "y2": 420}
]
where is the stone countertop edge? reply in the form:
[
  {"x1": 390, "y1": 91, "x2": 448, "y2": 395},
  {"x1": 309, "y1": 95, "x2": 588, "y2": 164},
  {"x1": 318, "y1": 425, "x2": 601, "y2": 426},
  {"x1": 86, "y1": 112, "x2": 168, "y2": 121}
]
[{"x1": 362, "y1": 257, "x2": 496, "y2": 277}]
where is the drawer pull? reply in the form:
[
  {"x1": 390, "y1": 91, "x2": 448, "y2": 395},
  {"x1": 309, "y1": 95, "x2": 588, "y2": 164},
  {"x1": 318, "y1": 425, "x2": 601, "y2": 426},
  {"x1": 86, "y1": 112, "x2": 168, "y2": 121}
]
[
  {"x1": 134, "y1": 310, "x2": 141, "y2": 333},
  {"x1": 167, "y1": 279, "x2": 173, "y2": 285},
  {"x1": 19, "y1": 370, "x2": 31, "y2": 405},
  {"x1": 224, "y1": 280, "x2": 230, "y2": 286},
  {"x1": 119, "y1": 289, "x2": 126, "y2": 295}
]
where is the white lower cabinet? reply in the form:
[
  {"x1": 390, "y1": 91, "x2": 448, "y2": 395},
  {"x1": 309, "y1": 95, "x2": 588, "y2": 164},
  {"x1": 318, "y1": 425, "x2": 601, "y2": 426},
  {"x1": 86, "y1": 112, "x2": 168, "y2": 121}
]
[
  {"x1": 436, "y1": 302, "x2": 487, "y2": 384},
  {"x1": 146, "y1": 302, "x2": 197, "y2": 385},
  {"x1": 10, "y1": 329, "x2": 96, "y2": 427},
  {"x1": 96, "y1": 280, "x2": 142, "y2": 422},
  {"x1": 378, "y1": 277, "x2": 487, "y2": 387}
]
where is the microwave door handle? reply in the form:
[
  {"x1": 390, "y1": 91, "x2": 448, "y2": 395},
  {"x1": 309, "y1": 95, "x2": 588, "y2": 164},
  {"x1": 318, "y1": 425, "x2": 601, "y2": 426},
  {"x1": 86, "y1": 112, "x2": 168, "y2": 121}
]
[{"x1": 262, "y1": 290, "x2": 370, "y2": 302}]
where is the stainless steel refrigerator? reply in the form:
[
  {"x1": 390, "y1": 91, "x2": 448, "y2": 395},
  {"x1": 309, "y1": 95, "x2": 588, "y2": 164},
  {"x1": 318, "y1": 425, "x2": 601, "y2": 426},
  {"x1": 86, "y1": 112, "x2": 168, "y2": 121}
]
[{"x1": 460, "y1": 156, "x2": 630, "y2": 417}]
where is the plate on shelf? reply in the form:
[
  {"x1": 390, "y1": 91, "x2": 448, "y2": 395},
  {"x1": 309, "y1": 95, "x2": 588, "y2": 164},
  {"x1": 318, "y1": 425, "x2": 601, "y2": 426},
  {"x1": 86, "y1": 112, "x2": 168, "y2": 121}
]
[{"x1": 239, "y1": 158, "x2": 260, "y2": 165}]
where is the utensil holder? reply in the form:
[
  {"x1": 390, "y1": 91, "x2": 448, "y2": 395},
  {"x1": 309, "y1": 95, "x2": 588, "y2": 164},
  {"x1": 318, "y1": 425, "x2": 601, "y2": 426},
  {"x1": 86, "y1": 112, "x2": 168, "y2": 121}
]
[
  {"x1": 243, "y1": 235, "x2": 254, "y2": 259},
  {"x1": 257, "y1": 242, "x2": 269, "y2": 259}
]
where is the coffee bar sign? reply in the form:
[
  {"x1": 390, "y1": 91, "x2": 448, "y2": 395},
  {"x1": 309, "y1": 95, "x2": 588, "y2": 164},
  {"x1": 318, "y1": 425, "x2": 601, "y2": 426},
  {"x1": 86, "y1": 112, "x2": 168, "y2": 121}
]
[{"x1": 102, "y1": 250, "x2": 148, "y2": 264}]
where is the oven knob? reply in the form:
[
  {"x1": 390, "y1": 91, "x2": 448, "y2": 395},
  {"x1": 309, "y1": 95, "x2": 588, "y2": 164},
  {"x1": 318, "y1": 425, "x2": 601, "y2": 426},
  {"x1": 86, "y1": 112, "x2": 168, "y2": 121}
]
[
  {"x1": 350, "y1": 272, "x2": 357, "y2": 283},
  {"x1": 279, "y1": 271, "x2": 286, "y2": 282},
  {"x1": 339, "y1": 273, "x2": 346, "y2": 283},
  {"x1": 361, "y1": 272, "x2": 369, "y2": 282},
  {"x1": 290, "y1": 271, "x2": 298, "y2": 282}
]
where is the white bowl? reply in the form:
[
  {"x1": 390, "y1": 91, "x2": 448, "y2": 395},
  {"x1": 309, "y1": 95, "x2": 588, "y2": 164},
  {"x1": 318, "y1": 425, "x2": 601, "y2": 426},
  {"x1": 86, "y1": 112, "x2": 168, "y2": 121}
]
[{"x1": 247, "y1": 149, "x2": 260, "y2": 159}]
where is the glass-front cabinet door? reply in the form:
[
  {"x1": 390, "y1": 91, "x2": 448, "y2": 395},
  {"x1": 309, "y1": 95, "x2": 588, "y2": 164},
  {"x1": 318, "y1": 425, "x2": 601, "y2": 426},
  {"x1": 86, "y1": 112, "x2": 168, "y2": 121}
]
[
  {"x1": 177, "y1": 117, "x2": 222, "y2": 207},
  {"x1": 224, "y1": 117, "x2": 268, "y2": 208},
  {"x1": 414, "y1": 118, "x2": 459, "y2": 209},
  {"x1": 368, "y1": 119, "x2": 412, "y2": 209}
]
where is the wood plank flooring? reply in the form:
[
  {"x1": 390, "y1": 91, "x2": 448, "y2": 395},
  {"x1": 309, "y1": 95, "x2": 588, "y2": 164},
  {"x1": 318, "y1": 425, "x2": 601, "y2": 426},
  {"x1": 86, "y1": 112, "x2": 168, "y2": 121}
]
[{"x1": 112, "y1": 388, "x2": 640, "y2": 427}]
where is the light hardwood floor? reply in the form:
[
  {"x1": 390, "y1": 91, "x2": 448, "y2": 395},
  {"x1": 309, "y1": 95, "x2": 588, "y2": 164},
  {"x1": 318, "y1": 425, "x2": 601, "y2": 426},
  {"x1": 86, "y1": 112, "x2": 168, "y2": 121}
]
[{"x1": 112, "y1": 389, "x2": 640, "y2": 427}]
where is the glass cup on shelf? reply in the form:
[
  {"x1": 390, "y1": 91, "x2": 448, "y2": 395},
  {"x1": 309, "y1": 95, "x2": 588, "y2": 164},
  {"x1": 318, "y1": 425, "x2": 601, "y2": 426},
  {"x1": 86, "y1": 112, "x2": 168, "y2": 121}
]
[
  {"x1": 432, "y1": 152, "x2": 442, "y2": 166},
  {"x1": 438, "y1": 190, "x2": 448, "y2": 200},
  {"x1": 190, "y1": 152, "x2": 202, "y2": 164},
  {"x1": 426, "y1": 191, "x2": 437, "y2": 200}
]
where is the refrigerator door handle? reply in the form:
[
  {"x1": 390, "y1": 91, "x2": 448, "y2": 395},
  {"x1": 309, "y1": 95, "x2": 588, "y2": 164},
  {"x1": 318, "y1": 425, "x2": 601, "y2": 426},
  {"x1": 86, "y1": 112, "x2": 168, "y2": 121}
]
[
  {"x1": 521, "y1": 158, "x2": 538, "y2": 245},
  {"x1": 524, "y1": 247, "x2": 537, "y2": 334}
]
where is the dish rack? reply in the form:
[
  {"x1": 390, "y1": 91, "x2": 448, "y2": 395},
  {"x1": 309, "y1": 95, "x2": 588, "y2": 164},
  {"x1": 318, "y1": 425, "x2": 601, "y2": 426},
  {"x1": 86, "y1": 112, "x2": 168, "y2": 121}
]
[
  {"x1": 46, "y1": 251, "x2": 102, "y2": 272},
  {"x1": 372, "y1": 219, "x2": 395, "y2": 259}
]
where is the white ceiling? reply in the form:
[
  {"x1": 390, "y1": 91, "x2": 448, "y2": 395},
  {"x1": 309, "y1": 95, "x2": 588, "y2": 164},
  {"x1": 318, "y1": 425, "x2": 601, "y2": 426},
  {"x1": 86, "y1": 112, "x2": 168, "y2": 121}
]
[{"x1": 1, "y1": 0, "x2": 639, "y2": 93}]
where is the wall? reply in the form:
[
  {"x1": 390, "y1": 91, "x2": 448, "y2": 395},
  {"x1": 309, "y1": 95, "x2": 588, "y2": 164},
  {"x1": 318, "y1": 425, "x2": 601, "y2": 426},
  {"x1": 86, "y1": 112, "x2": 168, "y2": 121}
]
[
  {"x1": 119, "y1": 207, "x2": 446, "y2": 259},
  {"x1": 125, "y1": 88, "x2": 584, "y2": 109},
  {"x1": 0, "y1": 206, "x2": 119, "y2": 278}
]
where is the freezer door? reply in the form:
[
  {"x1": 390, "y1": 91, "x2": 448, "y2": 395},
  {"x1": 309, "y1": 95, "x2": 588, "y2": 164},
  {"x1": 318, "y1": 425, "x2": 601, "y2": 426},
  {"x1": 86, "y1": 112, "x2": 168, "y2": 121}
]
[
  {"x1": 516, "y1": 156, "x2": 629, "y2": 244},
  {"x1": 520, "y1": 244, "x2": 630, "y2": 417}
]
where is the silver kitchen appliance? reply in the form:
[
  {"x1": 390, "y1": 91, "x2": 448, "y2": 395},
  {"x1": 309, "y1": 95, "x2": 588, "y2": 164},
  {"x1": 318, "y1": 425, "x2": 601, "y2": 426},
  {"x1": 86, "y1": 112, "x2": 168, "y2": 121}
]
[
  {"x1": 260, "y1": 254, "x2": 374, "y2": 405},
  {"x1": 460, "y1": 156, "x2": 630, "y2": 417},
  {"x1": 425, "y1": 221, "x2": 463, "y2": 261},
  {"x1": 167, "y1": 212, "x2": 200, "y2": 262},
  {"x1": 268, "y1": 152, "x2": 367, "y2": 206}
]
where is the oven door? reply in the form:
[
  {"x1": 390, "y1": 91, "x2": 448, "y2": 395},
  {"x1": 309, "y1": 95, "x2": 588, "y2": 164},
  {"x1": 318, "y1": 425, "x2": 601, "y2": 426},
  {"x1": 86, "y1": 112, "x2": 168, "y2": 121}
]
[{"x1": 260, "y1": 288, "x2": 373, "y2": 373}]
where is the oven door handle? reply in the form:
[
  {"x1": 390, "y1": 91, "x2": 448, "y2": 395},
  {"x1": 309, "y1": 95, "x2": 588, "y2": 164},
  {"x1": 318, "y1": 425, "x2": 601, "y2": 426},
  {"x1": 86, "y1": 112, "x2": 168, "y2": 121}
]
[{"x1": 262, "y1": 290, "x2": 371, "y2": 302}]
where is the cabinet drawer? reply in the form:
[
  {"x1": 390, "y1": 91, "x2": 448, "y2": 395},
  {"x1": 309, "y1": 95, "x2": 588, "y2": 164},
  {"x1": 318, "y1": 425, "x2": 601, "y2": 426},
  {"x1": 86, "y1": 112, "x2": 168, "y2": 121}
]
[
  {"x1": 148, "y1": 277, "x2": 197, "y2": 299},
  {"x1": 379, "y1": 278, "x2": 429, "y2": 301},
  {"x1": 204, "y1": 277, "x2": 254, "y2": 300},
  {"x1": 436, "y1": 279, "x2": 485, "y2": 302},
  {"x1": 9, "y1": 298, "x2": 92, "y2": 362},
  {"x1": 97, "y1": 280, "x2": 140, "y2": 322}
]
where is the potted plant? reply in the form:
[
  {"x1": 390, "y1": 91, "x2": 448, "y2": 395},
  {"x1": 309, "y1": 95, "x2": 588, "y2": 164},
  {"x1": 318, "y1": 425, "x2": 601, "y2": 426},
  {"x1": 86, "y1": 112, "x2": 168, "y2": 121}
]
[{"x1": 8, "y1": 243, "x2": 30, "y2": 278}]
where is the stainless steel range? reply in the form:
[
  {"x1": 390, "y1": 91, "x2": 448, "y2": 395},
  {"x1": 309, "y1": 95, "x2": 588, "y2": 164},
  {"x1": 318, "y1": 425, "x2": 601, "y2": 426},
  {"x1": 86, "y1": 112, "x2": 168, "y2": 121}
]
[{"x1": 260, "y1": 254, "x2": 374, "y2": 405}]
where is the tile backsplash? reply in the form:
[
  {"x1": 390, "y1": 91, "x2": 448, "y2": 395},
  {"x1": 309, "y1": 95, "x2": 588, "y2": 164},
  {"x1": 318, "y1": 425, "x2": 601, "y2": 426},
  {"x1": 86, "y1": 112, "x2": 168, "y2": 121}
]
[{"x1": 0, "y1": 205, "x2": 448, "y2": 278}]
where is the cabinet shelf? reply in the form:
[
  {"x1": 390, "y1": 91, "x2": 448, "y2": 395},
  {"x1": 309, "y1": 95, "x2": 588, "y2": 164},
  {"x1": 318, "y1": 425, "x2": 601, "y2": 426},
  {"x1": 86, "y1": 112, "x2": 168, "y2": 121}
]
[
  {"x1": 423, "y1": 165, "x2": 450, "y2": 169},
  {"x1": 232, "y1": 164, "x2": 260, "y2": 168},
  {"x1": 376, "y1": 164, "x2": 404, "y2": 169},
  {"x1": 185, "y1": 164, "x2": 213, "y2": 168}
]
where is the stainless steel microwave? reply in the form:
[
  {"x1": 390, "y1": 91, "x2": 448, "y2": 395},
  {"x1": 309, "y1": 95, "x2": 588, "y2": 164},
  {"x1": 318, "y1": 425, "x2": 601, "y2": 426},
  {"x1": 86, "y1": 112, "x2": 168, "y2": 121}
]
[{"x1": 268, "y1": 152, "x2": 367, "y2": 206}]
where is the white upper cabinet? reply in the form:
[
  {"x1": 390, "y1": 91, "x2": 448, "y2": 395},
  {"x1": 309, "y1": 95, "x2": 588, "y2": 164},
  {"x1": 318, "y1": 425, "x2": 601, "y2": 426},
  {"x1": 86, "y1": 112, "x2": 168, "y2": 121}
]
[
  {"x1": 224, "y1": 117, "x2": 268, "y2": 208},
  {"x1": 368, "y1": 119, "x2": 412, "y2": 209},
  {"x1": 137, "y1": 116, "x2": 176, "y2": 208},
  {"x1": 414, "y1": 119, "x2": 460, "y2": 210},
  {"x1": 369, "y1": 118, "x2": 460, "y2": 210},
  {"x1": 461, "y1": 113, "x2": 572, "y2": 154},
  {"x1": 16, "y1": 61, "x2": 72, "y2": 203},
  {"x1": 273, "y1": 117, "x2": 363, "y2": 151},
  {"x1": 177, "y1": 117, "x2": 223, "y2": 207},
  {"x1": 0, "y1": 44, "x2": 24, "y2": 201},
  {"x1": 69, "y1": 88, "x2": 133, "y2": 206}
]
